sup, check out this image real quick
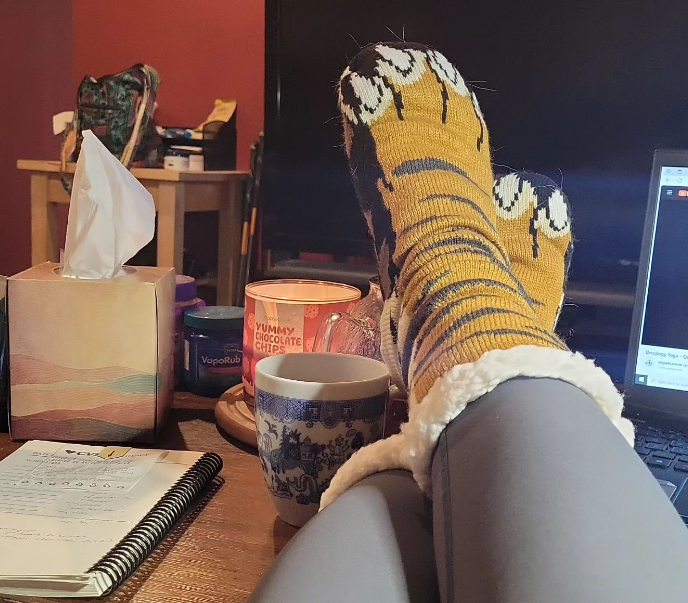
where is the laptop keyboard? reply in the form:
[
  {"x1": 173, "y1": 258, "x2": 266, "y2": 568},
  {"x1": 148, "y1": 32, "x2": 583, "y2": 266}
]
[{"x1": 634, "y1": 423, "x2": 688, "y2": 473}]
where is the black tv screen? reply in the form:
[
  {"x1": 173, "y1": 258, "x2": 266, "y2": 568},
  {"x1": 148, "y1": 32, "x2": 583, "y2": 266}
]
[{"x1": 264, "y1": 0, "x2": 688, "y2": 284}]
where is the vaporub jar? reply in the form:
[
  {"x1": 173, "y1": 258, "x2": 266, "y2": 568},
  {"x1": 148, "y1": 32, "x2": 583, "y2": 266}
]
[{"x1": 184, "y1": 306, "x2": 244, "y2": 397}]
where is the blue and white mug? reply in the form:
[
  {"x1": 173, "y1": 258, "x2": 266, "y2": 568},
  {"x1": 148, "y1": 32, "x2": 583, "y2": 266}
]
[{"x1": 255, "y1": 352, "x2": 389, "y2": 527}]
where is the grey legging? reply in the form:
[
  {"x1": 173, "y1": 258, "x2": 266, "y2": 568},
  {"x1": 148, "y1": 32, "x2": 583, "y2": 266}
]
[{"x1": 248, "y1": 378, "x2": 688, "y2": 603}]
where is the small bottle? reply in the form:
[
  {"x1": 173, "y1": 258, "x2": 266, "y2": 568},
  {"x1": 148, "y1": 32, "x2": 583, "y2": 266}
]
[
  {"x1": 184, "y1": 306, "x2": 244, "y2": 397},
  {"x1": 174, "y1": 276, "x2": 205, "y2": 389}
]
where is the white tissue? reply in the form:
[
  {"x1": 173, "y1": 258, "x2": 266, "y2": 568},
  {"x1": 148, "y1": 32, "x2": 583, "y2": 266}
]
[{"x1": 62, "y1": 131, "x2": 156, "y2": 279}]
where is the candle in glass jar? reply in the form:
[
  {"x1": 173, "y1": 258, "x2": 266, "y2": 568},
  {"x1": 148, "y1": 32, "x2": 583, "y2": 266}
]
[{"x1": 243, "y1": 279, "x2": 361, "y2": 397}]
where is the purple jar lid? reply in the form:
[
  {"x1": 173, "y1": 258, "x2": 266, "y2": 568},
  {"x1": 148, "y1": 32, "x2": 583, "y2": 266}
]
[{"x1": 175, "y1": 275, "x2": 198, "y2": 302}]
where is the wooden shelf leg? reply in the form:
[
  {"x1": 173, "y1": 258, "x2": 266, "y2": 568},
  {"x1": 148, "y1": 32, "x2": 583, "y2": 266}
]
[
  {"x1": 30, "y1": 174, "x2": 59, "y2": 264},
  {"x1": 157, "y1": 182, "x2": 185, "y2": 273},
  {"x1": 217, "y1": 182, "x2": 242, "y2": 306}
]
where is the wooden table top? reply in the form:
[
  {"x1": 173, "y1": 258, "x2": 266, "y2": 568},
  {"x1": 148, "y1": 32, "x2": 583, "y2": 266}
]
[
  {"x1": 0, "y1": 392, "x2": 297, "y2": 603},
  {"x1": 16, "y1": 160, "x2": 249, "y2": 183}
]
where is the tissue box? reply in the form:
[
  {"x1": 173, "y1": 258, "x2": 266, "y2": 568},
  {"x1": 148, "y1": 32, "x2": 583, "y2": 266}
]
[{"x1": 8, "y1": 263, "x2": 174, "y2": 443}]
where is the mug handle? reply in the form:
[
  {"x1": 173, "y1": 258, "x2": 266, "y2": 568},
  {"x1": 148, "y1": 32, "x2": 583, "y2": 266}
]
[{"x1": 313, "y1": 312, "x2": 375, "y2": 353}]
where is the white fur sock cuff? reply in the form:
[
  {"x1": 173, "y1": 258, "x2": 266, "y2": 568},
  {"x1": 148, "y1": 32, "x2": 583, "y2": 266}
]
[
  {"x1": 320, "y1": 345, "x2": 634, "y2": 509},
  {"x1": 404, "y1": 346, "x2": 634, "y2": 495}
]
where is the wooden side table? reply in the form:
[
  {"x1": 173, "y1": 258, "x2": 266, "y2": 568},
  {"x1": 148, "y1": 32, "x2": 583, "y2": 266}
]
[{"x1": 17, "y1": 160, "x2": 249, "y2": 306}]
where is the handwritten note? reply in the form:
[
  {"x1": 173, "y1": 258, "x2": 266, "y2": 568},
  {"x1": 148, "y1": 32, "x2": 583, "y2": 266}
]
[{"x1": 0, "y1": 522, "x2": 119, "y2": 546}]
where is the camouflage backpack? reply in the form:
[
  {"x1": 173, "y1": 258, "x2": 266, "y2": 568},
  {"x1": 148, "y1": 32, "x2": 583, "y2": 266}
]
[{"x1": 61, "y1": 64, "x2": 162, "y2": 189}]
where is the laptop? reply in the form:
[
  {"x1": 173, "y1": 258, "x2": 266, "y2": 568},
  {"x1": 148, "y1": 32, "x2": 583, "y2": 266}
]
[{"x1": 624, "y1": 149, "x2": 688, "y2": 522}]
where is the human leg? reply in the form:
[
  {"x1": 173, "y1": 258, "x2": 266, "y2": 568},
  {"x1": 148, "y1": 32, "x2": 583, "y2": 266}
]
[
  {"x1": 322, "y1": 42, "x2": 632, "y2": 507},
  {"x1": 317, "y1": 41, "x2": 688, "y2": 602},
  {"x1": 248, "y1": 470, "x2": 437, "y2": 603},
  {"x1": 431, "y1": 378, "x2": 688, "y2": 603}
]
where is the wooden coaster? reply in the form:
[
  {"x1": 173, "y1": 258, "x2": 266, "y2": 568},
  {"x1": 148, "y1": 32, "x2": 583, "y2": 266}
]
[{"x1": 214, "y1": 384, "x2": 257, "y2": 448}]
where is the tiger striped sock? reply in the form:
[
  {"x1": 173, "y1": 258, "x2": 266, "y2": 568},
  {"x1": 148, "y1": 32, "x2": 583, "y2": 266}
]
[
  {"x1": 320, "y1": 43, "x2": 633, "y2": 507},
  {"x1": 338, "y1": 43, "x2": 565, "y2": 404},
  {"x1": 493, "y1": 172, "x2": 574, "y2": 332}
]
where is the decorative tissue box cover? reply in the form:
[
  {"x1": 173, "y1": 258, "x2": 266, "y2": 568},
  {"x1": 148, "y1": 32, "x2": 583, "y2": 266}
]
[{"x1": 8, "y1": 263, "x2": 174, "y2": 443}]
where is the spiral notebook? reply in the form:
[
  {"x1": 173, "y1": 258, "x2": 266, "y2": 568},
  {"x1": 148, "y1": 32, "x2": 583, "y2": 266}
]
[{"x1": 0, "y1": 440, "x2": 223, "y2": 598}]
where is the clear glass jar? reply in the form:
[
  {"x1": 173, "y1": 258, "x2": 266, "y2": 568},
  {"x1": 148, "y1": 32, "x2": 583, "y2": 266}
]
[{"x1": 314, "y1": 277, "x2": 383, "y2": 361}]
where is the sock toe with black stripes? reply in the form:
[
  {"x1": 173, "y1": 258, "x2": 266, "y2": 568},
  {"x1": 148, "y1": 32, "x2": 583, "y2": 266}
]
[
  {"x1": 321, "y1": 43, "x2": 632, "y2": 506},
  {"x1": 493, "y1": 171, "x2": 573, "y2": 331}
]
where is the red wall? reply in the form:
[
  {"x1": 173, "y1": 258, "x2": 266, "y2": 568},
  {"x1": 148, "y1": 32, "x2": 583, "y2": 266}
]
[
  {"x1": 72, "y1": 0, "x2": 265, "y2": 170},
  {"x1": 0, "y1": 1, "x2": 264, "y2": 277},
  {"x1": 0, "y1": 1, "x2": 73, "y2": 276}
]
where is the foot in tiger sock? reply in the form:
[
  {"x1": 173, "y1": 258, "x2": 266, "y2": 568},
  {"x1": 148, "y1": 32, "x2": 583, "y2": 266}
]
[
  {"x1": 493, "y1": 172, "x2": 573, "y2": 332},
  {"x1": 322, "y1": 43, "x2": 633, "y2": 507},
  {"x1": 338, "y1": 43, "x2": 564, "y2": 403}
]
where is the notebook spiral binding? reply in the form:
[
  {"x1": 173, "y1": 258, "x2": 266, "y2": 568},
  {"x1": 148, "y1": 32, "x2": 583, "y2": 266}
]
[{"x1": 88, "y1": 452, "x2": 223, "y2": 595}]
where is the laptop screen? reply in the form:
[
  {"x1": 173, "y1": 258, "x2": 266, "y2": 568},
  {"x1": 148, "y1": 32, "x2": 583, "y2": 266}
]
[{"x1": 632, "y1": 166, "x2": 688, "y2": 392}]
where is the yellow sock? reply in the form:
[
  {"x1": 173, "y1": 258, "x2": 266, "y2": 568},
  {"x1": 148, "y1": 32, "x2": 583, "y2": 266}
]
[
  {"x1": 493, "y1": 172, "x2": 573, "y2": 331},
  {"x1": 320, "y1": 43, "x2": 633, "y2": 510},
  {"x1": 338, "y1": 43, "x2": 565, "y2": 404}
]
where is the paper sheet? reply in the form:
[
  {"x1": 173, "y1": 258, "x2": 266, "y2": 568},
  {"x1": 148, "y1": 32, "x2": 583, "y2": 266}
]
[{"x1": 12, "y1": 443, "x2": 161, "y2": 493}]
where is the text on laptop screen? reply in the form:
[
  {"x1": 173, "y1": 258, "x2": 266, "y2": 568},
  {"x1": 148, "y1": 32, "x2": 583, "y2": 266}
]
[{"x1": 634, "y1": 166, "x2": 688, "y2": 391}]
